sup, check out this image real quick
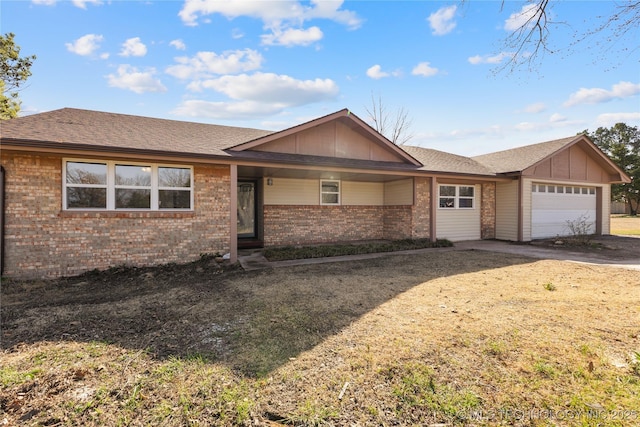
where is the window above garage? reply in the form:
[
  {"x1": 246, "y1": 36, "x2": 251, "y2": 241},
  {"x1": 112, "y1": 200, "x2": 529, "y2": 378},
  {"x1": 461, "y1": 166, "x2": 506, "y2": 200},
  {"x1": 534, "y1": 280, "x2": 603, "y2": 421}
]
[{"x1": 532, "y1": 183, "x2": 596, "y2": 195}]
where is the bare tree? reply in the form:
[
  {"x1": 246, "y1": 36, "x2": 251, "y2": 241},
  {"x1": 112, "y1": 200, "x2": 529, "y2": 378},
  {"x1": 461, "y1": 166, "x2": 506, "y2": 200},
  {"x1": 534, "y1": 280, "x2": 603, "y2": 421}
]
[
  {"x1": 488, "y1": 0, "x2": 640, "y2": 72},
  {"x1": 365, "y1": 93, "x2": 414, "y2": 145}
]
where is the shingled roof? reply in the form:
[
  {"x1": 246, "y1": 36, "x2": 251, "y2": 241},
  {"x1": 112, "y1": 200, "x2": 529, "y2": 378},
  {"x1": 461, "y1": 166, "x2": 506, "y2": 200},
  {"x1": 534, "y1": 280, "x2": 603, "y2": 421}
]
[
  {"x1": 472, "y1": 135, "x2": 579, "y2": 174},
  {"x1": 0, "y1": 108, "x2": 274, "y2": 157},
  {"x1": 402, "y1": 145, "x2": 496, "y2": 176}
]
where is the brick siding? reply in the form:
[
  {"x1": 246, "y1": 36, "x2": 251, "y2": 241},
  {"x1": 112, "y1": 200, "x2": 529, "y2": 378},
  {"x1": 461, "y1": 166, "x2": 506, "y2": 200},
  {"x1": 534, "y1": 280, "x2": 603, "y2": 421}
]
[
  {"x1": 1, "y1": 152, "x2": 231, "y2": 279},
  {"x1": 481, "y1": 182, "x2": 496, "y2": 239},
  {"x1": 263, "y1": 204, "x2": 416, "y2": 247},
  {"x1": 411, "y1": 177, "x2": 431, "y2": 238}
]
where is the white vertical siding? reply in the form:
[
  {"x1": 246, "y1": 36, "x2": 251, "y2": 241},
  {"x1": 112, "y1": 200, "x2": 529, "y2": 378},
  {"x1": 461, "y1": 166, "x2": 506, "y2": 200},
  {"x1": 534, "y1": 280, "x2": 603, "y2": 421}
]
[
  {"x1": 495, "y1": 180, "x2": 519, "y2": 241},
  {"x1": 342, "y1": 181, "x2": 384, "y2": 205},
  {"x1": 436, "y1": 184, "x2": 481, "y2": 241},
  {"x1": 264, "y1": 178, "x2": 386, "y2": 206},
  {"x1": 522, "y1": 178, "x2": 533, "y2": 241},
  {"x1": 602, "y1": 185, "x2": 611, "y2": 235},
  {"x1": 384, "y1": 179, "x2": 414, "y2": 205},
  {"x1": 264, "y1": 178, "x2": 319, "y2": 205}
]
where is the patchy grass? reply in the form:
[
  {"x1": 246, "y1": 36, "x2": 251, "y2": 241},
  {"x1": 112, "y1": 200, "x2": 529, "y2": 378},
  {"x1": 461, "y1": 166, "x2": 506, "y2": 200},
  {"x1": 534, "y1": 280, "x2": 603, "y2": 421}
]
[
  {"x1": 263, "y1": 238, "x2": 453, "y2": 261},
  {"x1": 611, "y1": 215, "x2": 640, "y2": 236},
  {"x1": 2, "y1": 250, "x2": 640, "y2": 426}
]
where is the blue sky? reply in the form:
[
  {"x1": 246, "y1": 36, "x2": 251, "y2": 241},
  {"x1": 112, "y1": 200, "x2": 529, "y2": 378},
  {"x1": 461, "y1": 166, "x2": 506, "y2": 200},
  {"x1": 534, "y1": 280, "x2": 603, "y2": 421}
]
[{"x1": 3, "y1": 0, "x2": 639, "y2": 155}]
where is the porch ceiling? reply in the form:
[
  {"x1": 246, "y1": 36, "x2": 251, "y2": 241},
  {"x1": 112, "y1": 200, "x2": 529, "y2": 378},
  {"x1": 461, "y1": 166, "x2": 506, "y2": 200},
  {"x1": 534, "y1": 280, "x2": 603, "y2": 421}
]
[{"x1": 237, "y1": 164, "x2": 410, "y2": 182}]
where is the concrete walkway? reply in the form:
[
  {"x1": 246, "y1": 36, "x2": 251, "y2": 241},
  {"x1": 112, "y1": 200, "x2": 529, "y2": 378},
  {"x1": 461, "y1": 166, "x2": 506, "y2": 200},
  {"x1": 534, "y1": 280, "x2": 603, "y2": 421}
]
[{"x1": 238, "y1": 240, "x2": 640, "y2": 271}]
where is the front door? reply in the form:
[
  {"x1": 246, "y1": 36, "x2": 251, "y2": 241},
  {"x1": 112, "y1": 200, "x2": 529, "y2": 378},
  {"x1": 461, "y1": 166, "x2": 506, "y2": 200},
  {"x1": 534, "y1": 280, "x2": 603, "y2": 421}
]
[{"x1": 237, "y1": 181, "x2": 257, "y2": 238}]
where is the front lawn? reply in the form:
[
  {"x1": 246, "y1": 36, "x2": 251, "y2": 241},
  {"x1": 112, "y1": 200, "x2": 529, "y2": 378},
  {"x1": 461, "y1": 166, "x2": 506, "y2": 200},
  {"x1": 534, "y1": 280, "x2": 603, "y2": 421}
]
[
  {"x1": 2, "y1": 251, "x2": 639, "y2": 426},
  {"x1": 611, "y1": 215, "x2": 640, "y2": 236}
]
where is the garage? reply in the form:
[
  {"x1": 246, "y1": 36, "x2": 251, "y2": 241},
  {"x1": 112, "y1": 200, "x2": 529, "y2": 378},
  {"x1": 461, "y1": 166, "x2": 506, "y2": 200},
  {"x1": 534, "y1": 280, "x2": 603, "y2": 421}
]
[{"x1": 531, "y1": 183, "x2": 596, "y2": 239}]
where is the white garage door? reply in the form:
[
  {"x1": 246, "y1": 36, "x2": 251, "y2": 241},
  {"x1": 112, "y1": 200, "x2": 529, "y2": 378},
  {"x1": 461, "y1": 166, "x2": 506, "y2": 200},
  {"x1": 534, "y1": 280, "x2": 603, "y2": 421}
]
[{"x1": 531, "y1": 183, "x2": 596, "y2": 239}]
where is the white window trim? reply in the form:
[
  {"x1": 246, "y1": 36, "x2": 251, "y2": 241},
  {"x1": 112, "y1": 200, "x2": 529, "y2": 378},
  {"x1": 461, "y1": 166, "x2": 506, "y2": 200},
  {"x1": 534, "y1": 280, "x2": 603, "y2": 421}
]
[
  {"x1": 438, "y1": 184, "x2": 476, "y2": 209},
  {"x1": 63, "y1": 159, "x2": 194, "y2": 211},
  {"x1": 320, "y1": 179, "x2": 341, "y2": 206}
]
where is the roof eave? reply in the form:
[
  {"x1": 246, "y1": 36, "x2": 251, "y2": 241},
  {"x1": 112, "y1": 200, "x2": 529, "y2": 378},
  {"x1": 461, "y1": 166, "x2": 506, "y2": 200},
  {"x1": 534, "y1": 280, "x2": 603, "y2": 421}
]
[{"x1": 0, "y1": 138, "x2": 232, "y2": 161}]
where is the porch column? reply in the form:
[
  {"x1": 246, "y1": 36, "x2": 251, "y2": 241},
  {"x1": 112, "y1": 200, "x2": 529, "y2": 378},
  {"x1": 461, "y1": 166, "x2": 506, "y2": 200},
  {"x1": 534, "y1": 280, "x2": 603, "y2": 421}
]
[{"x1": 229, "y1": 164, "x2": 238, "y2": 264}]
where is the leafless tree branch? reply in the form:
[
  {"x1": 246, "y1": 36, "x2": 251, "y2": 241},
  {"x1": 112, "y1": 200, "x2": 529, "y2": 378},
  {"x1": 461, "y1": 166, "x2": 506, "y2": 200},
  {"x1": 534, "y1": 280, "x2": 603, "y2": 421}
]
[{"x1": 365, "y1": 93, "x2": 414, "y2": 145}]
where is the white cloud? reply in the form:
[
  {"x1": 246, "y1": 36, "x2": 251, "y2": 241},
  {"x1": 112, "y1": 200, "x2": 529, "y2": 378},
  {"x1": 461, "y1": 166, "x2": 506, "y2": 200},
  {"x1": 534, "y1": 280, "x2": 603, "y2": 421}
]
[
  {"x1": 412, "y1": 62, "x2": 439, "y2": 77},
  {"x1": 178, "y1": 0, "x2": 362, "y2": 29},
  {"x1": 596, "y1": 112, "x2": 640, "y2": 127},
  {"x1": 72, "y1": 0, "x2": 102, "y2": 9},
  {"x1": 468, "y1": 52, "x2": 513, "y2": 65},
  {"x1": 564, "y1": 81, "x2": 640, "y2": 107},
  {"x1": 427, "y1": 5, "x2": 457, "y2": 36},
  {"x1": 192, "y1": 72, "x2": 339, "y2": 105},
  {"x1": 170, "y1": 39, "x2": 187, "y2": 50},
  {"x1": 33, "y1": 0, "x2": 101, "y2": 7},
  {"x1": 504, "y1": 4, "x2": 541, "y2": 31},
  {"x1": 522, "y1": 102, "x2": 547, "y2": 113},
  {"x1": 65, "y1": 34, "x2": 104, "y2": 56},
  {"x1": 366, "y1": 65, "x2": 388, "y2": 79},
  {"x1": 166, "y1": 49, "x2": 264, "y2": 80},
  {"x1": 119, "y1": 37, "x2": 147, "y2": 57},
  {"x1": 549, "y1": 113, "x2": 566, "y2": 123},
  {"x1": 514, "y1": 115, "x2": 583, "y2": 132},
  {"x1": 106, "y1": 65, "x2": 167, "y2": 94},
  {"x1": 172, "y1": 100, "x2": 286, "y2": 120},
  {"x1": 261, "y1": 26, "x2": 323, "y2": 47},
  {"x1": 231, "y1": 28, "x2": 245, "y2": 39}
]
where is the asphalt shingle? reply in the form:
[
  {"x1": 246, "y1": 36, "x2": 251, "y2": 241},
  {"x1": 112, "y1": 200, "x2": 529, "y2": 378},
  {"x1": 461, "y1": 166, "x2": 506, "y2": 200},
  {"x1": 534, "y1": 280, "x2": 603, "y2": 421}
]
[{"x1": 0, "y1": 108, "x2": 273, "y2": 157}]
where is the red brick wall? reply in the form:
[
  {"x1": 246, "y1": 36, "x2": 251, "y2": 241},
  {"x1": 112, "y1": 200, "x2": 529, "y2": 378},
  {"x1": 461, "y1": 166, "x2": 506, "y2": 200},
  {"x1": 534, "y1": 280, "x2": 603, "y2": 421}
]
[
  {"x1": 1, "y1": 152, "x2": 231, "y2": 278},
  {"x1": 383, "y1": 206, "x2": 413, "y2": 240},
  {"x1": 481, "y1": 182, "x2": 496, "y2": 239},
  {"x1": 411, "y1": 177, "x2": 431, "y2": 238}
]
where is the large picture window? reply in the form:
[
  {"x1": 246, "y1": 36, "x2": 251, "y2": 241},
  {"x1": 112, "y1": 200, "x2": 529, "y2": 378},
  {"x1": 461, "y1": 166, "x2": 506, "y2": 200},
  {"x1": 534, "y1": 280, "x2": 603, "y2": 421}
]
[
  {"x1": 64, "y1": 160, "x2": 193, "y2": 210},
  {"x1": 439, "y1": 185, "x2": 475, "y2": 209}
]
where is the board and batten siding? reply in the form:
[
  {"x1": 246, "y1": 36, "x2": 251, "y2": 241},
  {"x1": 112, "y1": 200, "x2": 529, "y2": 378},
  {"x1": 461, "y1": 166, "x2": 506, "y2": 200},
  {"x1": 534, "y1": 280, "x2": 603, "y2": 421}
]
[
  {"x1": 384, "y1": 179, "x2": 413, "y2": 205},
  {"x1": 436, "y1": 184, "x2": 481, "y2": 242},
  {"x1": 495, "y1": 180, "x2": 519, "y2": 241}
]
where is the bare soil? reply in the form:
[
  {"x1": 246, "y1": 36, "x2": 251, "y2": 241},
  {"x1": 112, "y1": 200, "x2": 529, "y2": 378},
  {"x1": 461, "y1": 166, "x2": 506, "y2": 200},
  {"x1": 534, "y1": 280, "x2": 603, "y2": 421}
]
[{"x1": 1, "y1": 238, "x2": 640, "y2": 426}]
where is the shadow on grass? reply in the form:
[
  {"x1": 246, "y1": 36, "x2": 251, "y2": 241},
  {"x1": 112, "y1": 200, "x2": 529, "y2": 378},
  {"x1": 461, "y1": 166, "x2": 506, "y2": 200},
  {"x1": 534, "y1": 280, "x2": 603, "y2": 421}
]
[{"x1": 1, "y1": 250, "x2": 534, "y2": 377}]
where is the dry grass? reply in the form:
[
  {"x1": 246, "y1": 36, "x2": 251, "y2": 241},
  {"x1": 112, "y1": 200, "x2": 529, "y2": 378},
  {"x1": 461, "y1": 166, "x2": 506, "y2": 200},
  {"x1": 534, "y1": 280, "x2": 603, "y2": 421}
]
[
  {"x1": 2, "y1": 250, "x2": 640, "y2": 426},
  {"x1": 611, "y1": 215, "x2": 640, "y2": 236}
]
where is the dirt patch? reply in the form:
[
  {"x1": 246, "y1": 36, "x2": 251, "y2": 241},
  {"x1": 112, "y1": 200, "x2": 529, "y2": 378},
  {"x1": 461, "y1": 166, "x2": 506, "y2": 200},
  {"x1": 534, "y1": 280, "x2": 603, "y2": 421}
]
[
  {"x1": 530, "y1": 234, "x2": 640, "y2": 260},
  {"x1": 2, "y1": 249, "x2": 640, "y2": 426}
]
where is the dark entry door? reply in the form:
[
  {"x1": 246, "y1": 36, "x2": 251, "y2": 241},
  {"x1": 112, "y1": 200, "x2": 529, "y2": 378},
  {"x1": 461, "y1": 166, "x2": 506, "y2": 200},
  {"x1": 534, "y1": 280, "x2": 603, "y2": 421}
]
[{"x1": 237, "y1": 181, "x2": 256, "y2": 238}]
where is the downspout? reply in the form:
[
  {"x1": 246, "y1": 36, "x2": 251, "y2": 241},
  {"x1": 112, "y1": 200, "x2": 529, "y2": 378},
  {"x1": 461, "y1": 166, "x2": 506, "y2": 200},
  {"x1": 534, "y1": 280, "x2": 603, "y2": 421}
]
[{"x1": 1, "y1": 166, "x2": 5, "y2": 276}]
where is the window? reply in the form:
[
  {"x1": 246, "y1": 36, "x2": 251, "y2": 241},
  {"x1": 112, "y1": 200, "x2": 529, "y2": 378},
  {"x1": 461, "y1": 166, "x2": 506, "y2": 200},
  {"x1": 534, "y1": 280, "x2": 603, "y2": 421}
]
[
  {"x1": 320, "y1": 180, "x2": 340, "y2": 205},
  {"x1": 65, "y1": 162, "x2": 107, "y2": 209},
  {"x1": 64, "y1": 160, "x2": 193, "y2": 210},
  {"x1": 439, "y1": 185, "x2": 475, "y2": 209}
]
